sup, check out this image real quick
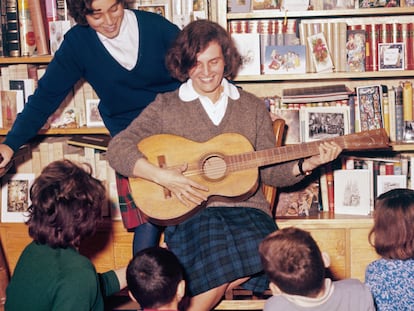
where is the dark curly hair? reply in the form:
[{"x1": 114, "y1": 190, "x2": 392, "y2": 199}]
[
  {"x1": 165, "y1": 19, "x2": 242, "y2": 82},
  {"x1": 66, "y1": 0, "x2": 127, "y2": 25},
  {"x1": 27, "y1": 159, "x2": 107, "y2": 249}
]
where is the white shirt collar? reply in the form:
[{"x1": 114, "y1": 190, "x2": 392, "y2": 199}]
[
  {"x1": 280, "y1": 279, "x2": 334, "y2": 307},
  {"x1": 97, "y1": 9, "x2": 138, "y2": 70},
  {"x1": 179, "y1": 78, "x2": 240, "y2": 102}
]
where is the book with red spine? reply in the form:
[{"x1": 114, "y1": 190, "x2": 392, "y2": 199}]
[{"x1": 28, "y1": 0, "x2": 49, "y2": 55}]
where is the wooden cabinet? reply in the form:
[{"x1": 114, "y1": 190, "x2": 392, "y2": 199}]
[
  {"x1": 278, "y1": 213, "x2": 379, "y2": 282},
  {"x1": 0, "y1": 213, "x2": 377, "y2": 282}
]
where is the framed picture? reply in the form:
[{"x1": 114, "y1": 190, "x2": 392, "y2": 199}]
[
  {"x1": 275, "y1": 108, "x2": 300, "y2": 144},
  {"x1": 300, "y1": 106, "x2": 350, "y2": 142},
  {"x1": 334, "y1": 169, "x2": 371, "y2": 215},
  {"x1": 131, "y1": 0, "x2": 172, "y2": 21},
  {"x1": 228, "y1": 0, "x2": 252, "y2": 12},
  {"x1": 252, "y1": 0, "x2": 279, "y2": 10},
  {"x1": 356, "y1": 85, "x2": 383, "y2": 131},
  {"x1": 275, "y1": 179, "x2": 320, "y2": 217},
  {"x1": 377, "y1": 174, "x2": 407, "y2": 197},
  {"x1": 379, "y1": 43, "x2": 405, "y2": 71},
  {"x1": 1, "y1": 173, "x2": 35, "y2": 223},
  {"x1": 86, "y1": 99, "x2": 104, "y2": 128}
]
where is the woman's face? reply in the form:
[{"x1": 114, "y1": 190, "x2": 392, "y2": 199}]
[
  {"x1": 86, "y1": 0, "x2": 124, "y2": 39},
  {"x1": 189, "y1": 41, "x2": 225, "y2": 103}
]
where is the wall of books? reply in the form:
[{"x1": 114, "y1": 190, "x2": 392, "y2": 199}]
[{"x1": 220, "y1": 0, "x2": 414, "y2": 216}]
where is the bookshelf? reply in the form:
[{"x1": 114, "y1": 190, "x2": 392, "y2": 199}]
[{"x1": 0, "y1": 1, "x2": 412, "y2": 287}]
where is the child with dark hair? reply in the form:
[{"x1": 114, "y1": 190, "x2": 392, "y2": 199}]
[
  {"x1": 5, "y1": 160, "x2": 127, "y2": 311},
  {"x1": 259, "y1": 227, "x2": 374, "y2": 310},
  {"x1": 365, "y1": 188, "x2": 414, "y2": 310},
  {"x1": 127, "y1": 246, "x2": 185, "y2": 310}
]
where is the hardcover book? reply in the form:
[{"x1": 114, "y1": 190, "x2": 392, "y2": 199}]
[
  {"x1": 356, "y1": 85, "x2": 384, "y2": 131},
  {"x1": 307, "y1": 32, "x2": 334, "y2": 73},
  {"x1": 346, "y1": 29, "x2": 366, "y2": 72},
  {"x1": 263, "y1": 45, "x2": 306, "y2": 74},
  {"x1": 334, "y1": 169, "x2": 371, "y2": 215},
  {"x1": 231, "y1": 33, "x2": 261, "y2": 76}
]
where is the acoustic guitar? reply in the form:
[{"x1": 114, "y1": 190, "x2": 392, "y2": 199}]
[{"x1": 129, "y1": 128, "x2": 390, "y2": 225}]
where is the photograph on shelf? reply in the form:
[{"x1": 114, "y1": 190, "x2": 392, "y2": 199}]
[
  {"x1": 320, "y1": 0, "x2": 355, "y2": 9},
  {"x1": 274, "y1": 108, "x2": 301, "y2": 144},
  {"x1": 356, "y1": 85, "x2": 383, "y2": 131},
  {"x1": 130, "y1": 0, "x2": 172, "y2": 21},
  {"x1": 403, "y1": 121, "x2": 414, "y2": 142},
  {"x1": 263, "y1": 45, "x2": 306, "y2": 74},
  {"x1": 378, "y1": 43, "x2": 405, "y2": 71},
  {"x1": 346, "y1": 29, "x2": 366, "y2": 72},
  {"x1": 281, "y1": 0, "x2": 310, "y2": 11},
  {"x1": 275, "y1": 178, "x2": 320, "y2": 217},
  {"x1": 231, "y1": 33, "x2": 261, "y2": 76},
  {"x1": 358, "y1": 0, "x2": 400, "y2": 7},
  {"x1": 228, "y1": 0, "x2": 252, "y2": 12},
  {"x1": 1, "y1": 173, "x2": 35, "y2": 223},
  {"x1": 377, "y1": 174, "x2": 407, "y2": 197},
  {"x1": 252, "y1": 0, "x2": 280, "y2": 10},
  {"x1": 86, "y1": 99, "x2": 104, "y2": 128},
  {"x1": 300, "y1": 106, "x2": 350, "y2": 142},
  {"x1": 307, "y1": 32, "x2": 334, "y2": 73},
  {"x1": 333, "y1": 169, "x2": 371, "y2": 215}
]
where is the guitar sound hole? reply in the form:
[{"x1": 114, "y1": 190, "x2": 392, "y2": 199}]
[{"x1": 202, "y1": 155, "x2": 227, "y2": 181}]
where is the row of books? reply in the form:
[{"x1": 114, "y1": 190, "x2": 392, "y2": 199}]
[
  {"x1": 230, "y1": 16, "x2": 414, "y2": 75},
  {"x1": 276, "y1": 153, "x2": 413, "y2": 217},
  {"x1": 0, "y1": 0, "x2": 72, "y2": 57},
  {"x1": 0, "y1": 63, "x2": 103, "y2": 130},
  {"x1": 11, "y1": 135, "x2": 120, "y2": 219},
  {"x1": 267, "y1": 81, "x2": 414, "y2": 144},
  {"x1": 229, "y1": 0, "x2": 413, "y2": 13}
]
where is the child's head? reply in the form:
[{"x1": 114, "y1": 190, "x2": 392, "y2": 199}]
[
  {"x1": 27, "y1": 159, "x2": 106, "y2": 249},
  {"x1": 369, "y1": 188, "x2": 414, "y2": 260},
  {"x1": 127, "y1": 246, "x2": 185, "y2": 309},
  {"x1": 259, "y1": 227, "x2": 326, "y2": 297}
]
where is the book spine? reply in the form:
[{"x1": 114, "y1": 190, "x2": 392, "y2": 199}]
[
  {"x1": 394, "y1": 84, "x2": 404, "y2": 142},
  {"x1": 402, "y1": 80, "x2": 413, "y2": 121},
  {"x1": 325, "y1": 163, "x2": 334, "y2": 214},
  {"x1": 28, "y1": 0, "x2": 49, "y2": 55},
  {"x1": 388, "y1": 87, "x2": 396, "y2": 142},
  {"x1": 408, "y1": 22, "x2": 414, "y2": 70},
  {"x1": 0, "y1": 0, "x2": 5, "y2": 56},
  {"x1": 17, "y1": 0, "x2": 36, "y2": 56},
  {"x1": 401, "y1": 23, "x2": 410, "y2": 70},
  {"x1": 381, "y1": 85, "x2": 390, "y2": 137},
  {"x1": 5, "y1": 0, "x2": 20, "y2": 57}
]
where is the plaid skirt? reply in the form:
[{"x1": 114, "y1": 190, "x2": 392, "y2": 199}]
[
  {"x1": 115, "y1": 173, "x2": 149, "y2": 229},
  {"x1": 164, "y1": 206, "x2": 278, "y2": 296}
]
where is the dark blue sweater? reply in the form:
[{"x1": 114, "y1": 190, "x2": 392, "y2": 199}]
[{"x1": 4, "y1": 10, "x2": 180, "y2": 151}]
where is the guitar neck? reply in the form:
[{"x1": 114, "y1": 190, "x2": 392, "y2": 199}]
[{"x1": 227, "y1": 128, "x2": 390, "y2": 171}]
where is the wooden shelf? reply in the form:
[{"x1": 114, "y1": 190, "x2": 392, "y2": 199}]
[
  {"x1": 0, "y1": 55, "x2": 53, "y2": 64},
  {"x1": 0, "y1": 127, "x2": 109, "y2": 136},
  {"x1": 235, "y1": 70, "x2": 414, "y2": 82},
  {"x1": 227, "y1": 7, "x2": 414, "y2": 20}
]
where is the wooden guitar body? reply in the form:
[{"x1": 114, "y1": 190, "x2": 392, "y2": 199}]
[{"x1": 129, "y1": 129, "x2": 390, "y2": 225}]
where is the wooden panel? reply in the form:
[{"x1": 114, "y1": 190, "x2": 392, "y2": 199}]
[
  {"x1": 349, "y1": 228, "x2": 379, "y2": 282},
  {"x1": 112, "y1": 222, "x2": 133, "y2": 269}
]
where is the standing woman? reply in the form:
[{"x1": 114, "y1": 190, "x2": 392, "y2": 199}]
[
  {"x1": 107, "y1": 20, "x2": 342, "y2": 310},
  {"x1": 0, "y1": 0, "x2": 181, "y2": 254}
]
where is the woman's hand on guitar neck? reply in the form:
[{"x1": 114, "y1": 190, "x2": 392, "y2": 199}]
[
  {"x1": 297, "y1": 141, "x2": 342, "y2": 175},
  {"x1": 134, "y1": 158, "x2": 209, "y2": 207}
]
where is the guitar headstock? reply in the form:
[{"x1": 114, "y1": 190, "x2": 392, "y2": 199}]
[{"x1": 342, "y1": 128, "x2": 390, "y2": 150}]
